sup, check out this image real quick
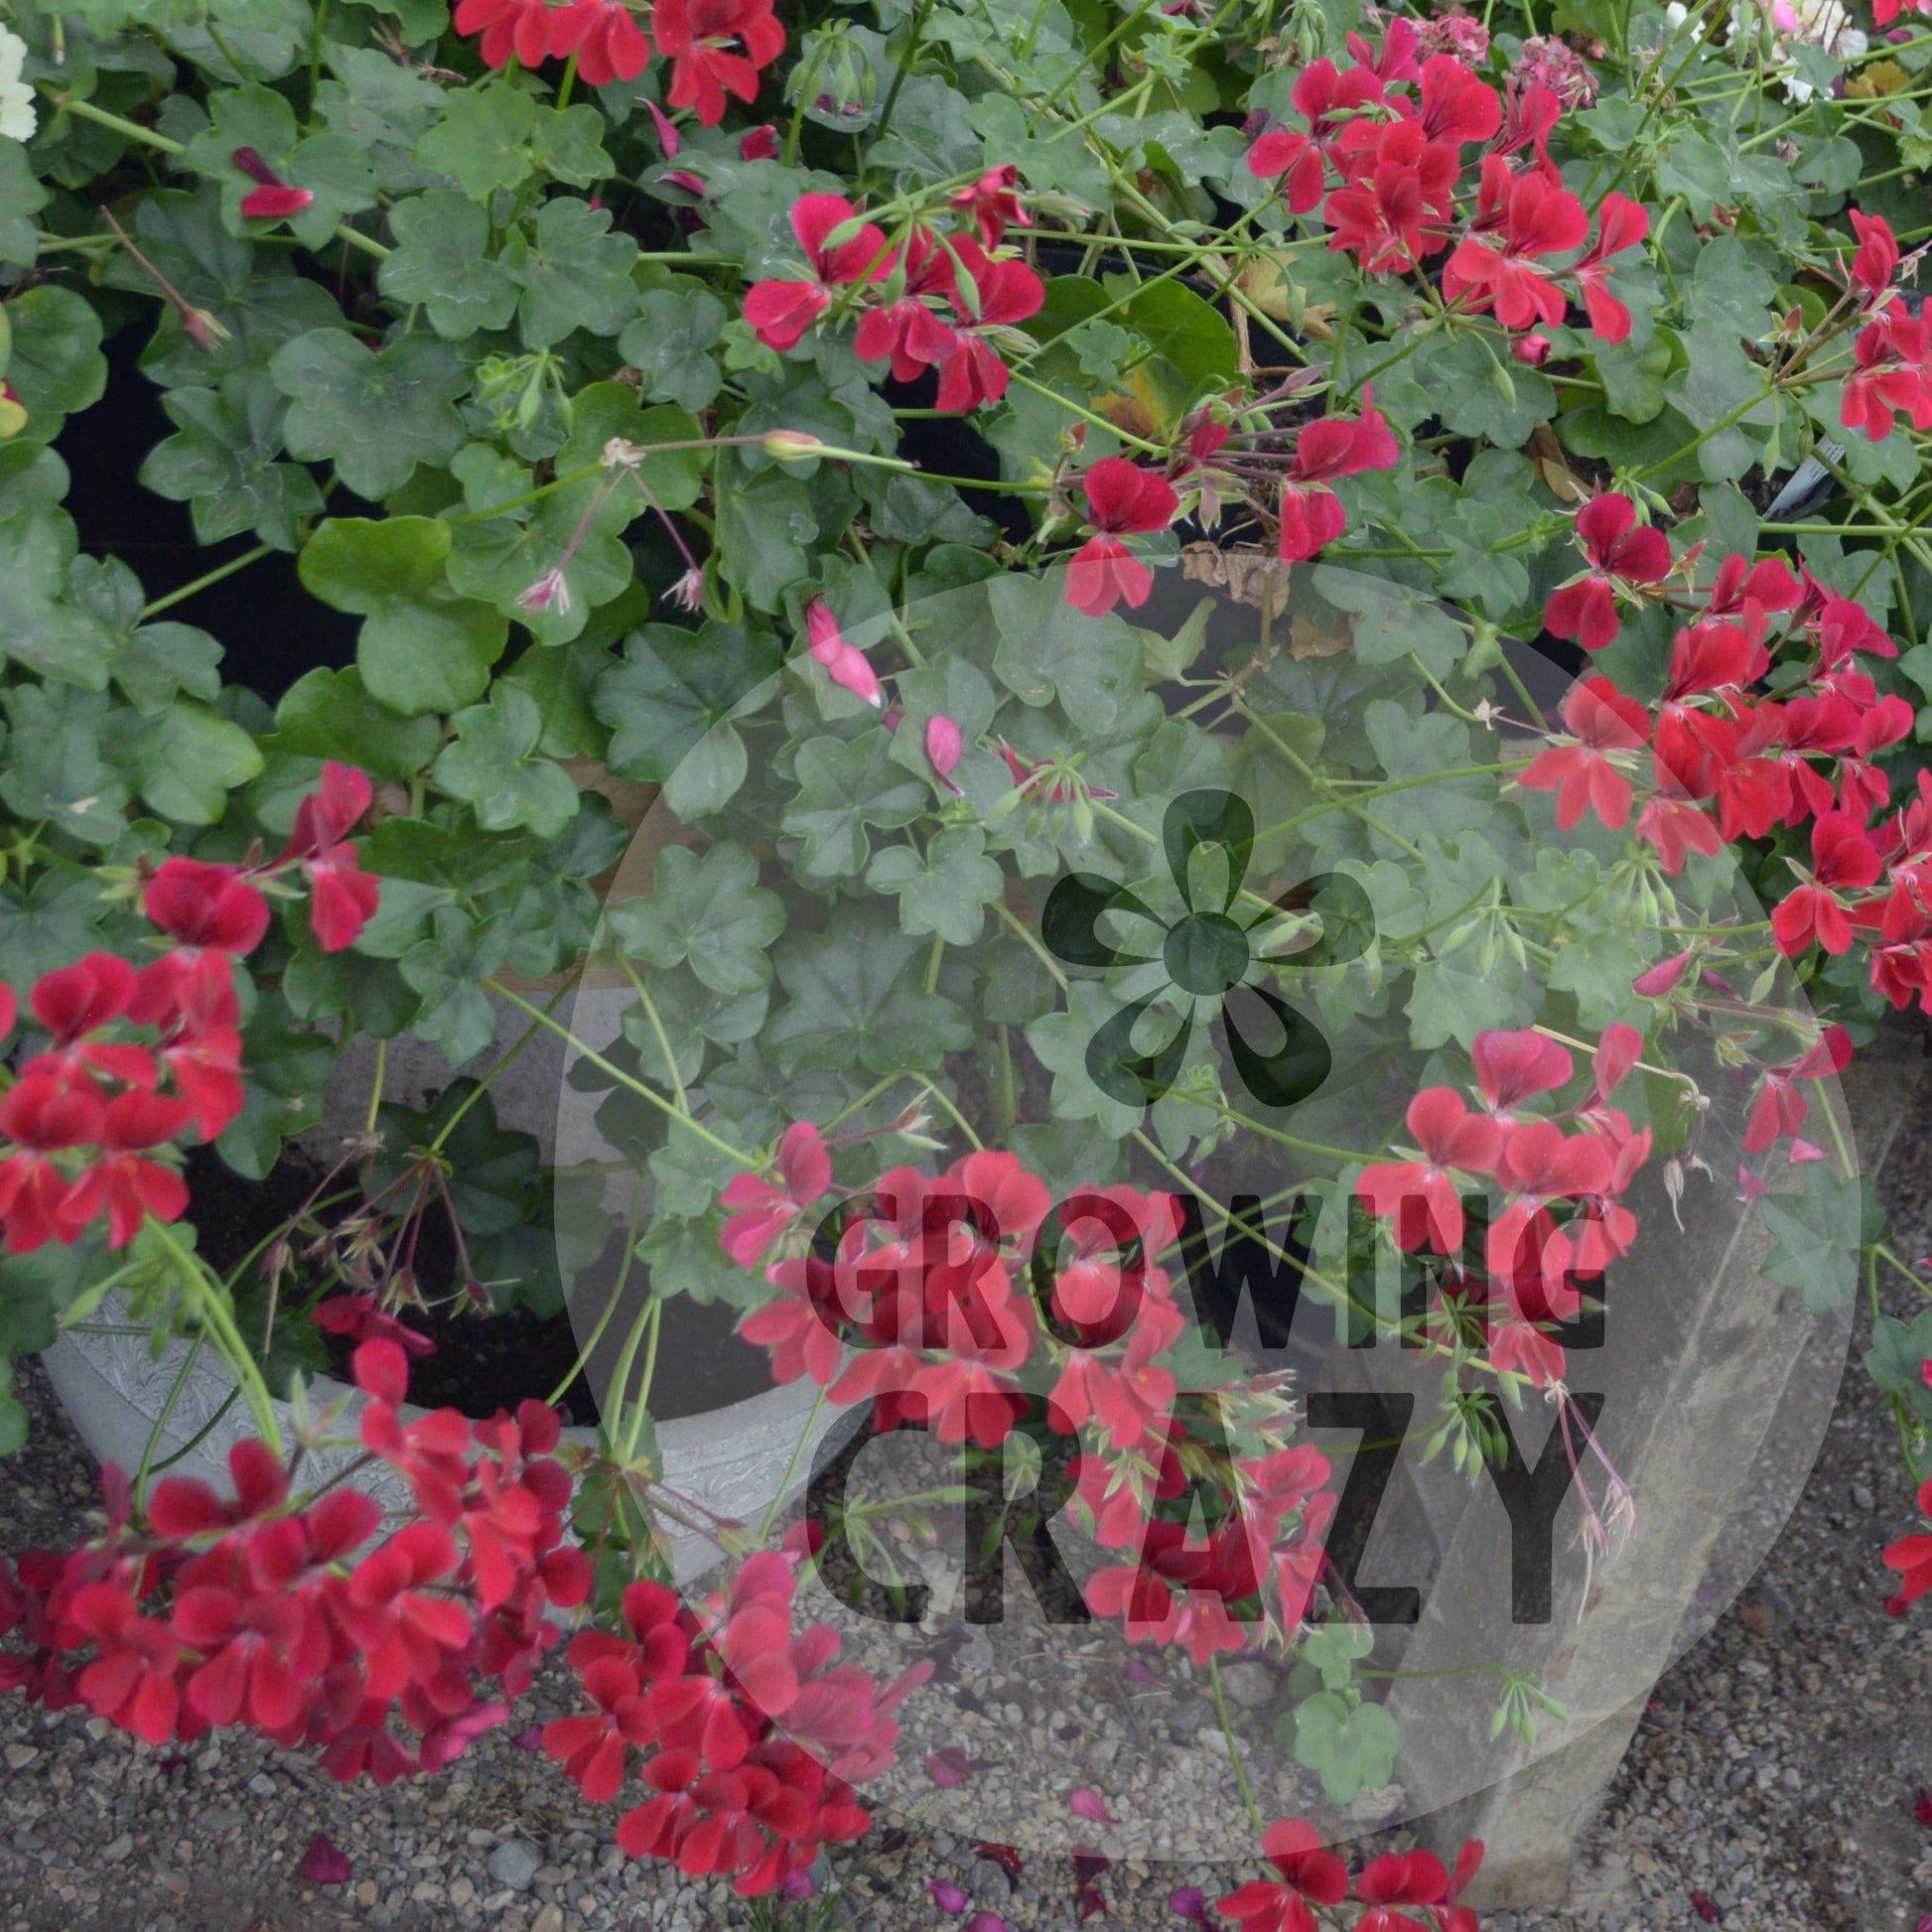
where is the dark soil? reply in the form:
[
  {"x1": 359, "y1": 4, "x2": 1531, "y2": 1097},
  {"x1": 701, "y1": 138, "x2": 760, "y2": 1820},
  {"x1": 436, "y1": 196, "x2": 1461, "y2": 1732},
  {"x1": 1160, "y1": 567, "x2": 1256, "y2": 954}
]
[{"x1": 184, "y1": 1144, "x2": 777, "y2": 1428}]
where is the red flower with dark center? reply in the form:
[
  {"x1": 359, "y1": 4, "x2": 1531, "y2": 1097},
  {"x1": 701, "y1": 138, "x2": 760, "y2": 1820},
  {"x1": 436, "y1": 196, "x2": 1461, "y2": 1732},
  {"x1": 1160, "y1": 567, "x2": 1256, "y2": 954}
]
[
  {"x1": 1065, "y1": 460, "x2": 1178, "y2": 617},
  {"x1": 1544, "y1": 494, "x2": 1673, "y2": 650}
]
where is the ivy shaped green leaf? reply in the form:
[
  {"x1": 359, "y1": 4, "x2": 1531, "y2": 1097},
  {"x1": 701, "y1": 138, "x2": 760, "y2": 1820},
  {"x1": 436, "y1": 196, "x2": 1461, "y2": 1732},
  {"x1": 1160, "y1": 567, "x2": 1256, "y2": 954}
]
[
  {"x1": 269, "y1": 331, "x2": 470, "y2": 500},
  {"x1": 413, "y1": 81, "x2": 538, "y2": 202},
  {"x1": 764, "y1": 913, "x2": 973, "y2": 1077},
  {"x1": 377, "y1": 192, "x2": 520, "y2": 341},
  {"x1": 866, "y1": 828, "x2": 1004, "y2": 944},
  {"x1": 604, "y1": 843, "x2": 785, "y2": 997},
  {"x1": 513, "y1": 199, "x2": 642, "y2": 348},
  {"x1": 593, "y1": 621, "x2": 781, "y2": 781},
  {"x1": 782, "y1": 733, "x2": 928, "y2": 879},
  {"x1": 619, "y1": 287, "x2": 728, "y2": 412},
  {"x1": 138, "y1": 369, "x2": 324, "y2": 550},
  {"x1": 432, "y1": 685, "x2": 581, "y2": 838}
]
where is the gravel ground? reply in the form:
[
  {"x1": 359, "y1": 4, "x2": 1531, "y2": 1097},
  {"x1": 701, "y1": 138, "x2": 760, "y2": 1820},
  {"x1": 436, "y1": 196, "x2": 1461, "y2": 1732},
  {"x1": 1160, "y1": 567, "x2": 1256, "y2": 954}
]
[{"x1": 5, "y1": 1086, "x2": 1932, "y2": 1932}]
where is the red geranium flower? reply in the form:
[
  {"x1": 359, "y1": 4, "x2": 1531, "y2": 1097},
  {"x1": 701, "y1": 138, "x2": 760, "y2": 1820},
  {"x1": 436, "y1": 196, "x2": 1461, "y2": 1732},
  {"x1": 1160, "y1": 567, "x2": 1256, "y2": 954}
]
[
  {"x1": 1517, "y1": 674, "x2": 1652, "y2": 829},
  {"x1": 144, "y1": 859, "x2": 271, "y2": 956},
  {"x1": 1443, "y1": 154, "x2": 1588, "y2": 331},
  {"x1": 744, "y1": 195, "x2": 893, "y2": 352},
  {"x1": 1356, "y1": 1087, "x2": 1504, "y2": 1254},
  {"x1": 1771, "y1": 811, "x2": 1883, "y2": 956},
  {"x1": 1277, "y1": 388, "x2": 1400, "y2": 563},
  {"x1": 1065, "y1": 460, "x2": 1178, "y2": 617},
  {"x1": 654, "y1": 0, "x2": 786, "y2": 128},
  {"x1": 1544, "y1": 493, "x2": 1673, "y2": 651},
  {"x1": 1216, "y1": 1819, "x2": 1348, "y2": 1932}
]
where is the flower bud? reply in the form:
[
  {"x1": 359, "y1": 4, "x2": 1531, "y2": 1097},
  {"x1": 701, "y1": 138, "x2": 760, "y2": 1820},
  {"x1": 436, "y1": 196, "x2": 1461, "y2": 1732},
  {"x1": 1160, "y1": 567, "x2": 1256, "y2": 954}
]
[
  {"x1": 762, "y1": 430, "x2": 823, "y2": 461},
  {"x1": 1511, "y1": 333, "x2": 1553, "y2": 366}
]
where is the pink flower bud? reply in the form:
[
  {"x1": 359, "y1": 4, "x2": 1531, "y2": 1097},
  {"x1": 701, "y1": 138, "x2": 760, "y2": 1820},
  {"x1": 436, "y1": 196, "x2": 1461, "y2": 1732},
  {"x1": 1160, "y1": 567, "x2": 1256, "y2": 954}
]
[
  {"x1": 647, "y1": 99, "x2": 681, "y2": 158},
  {"x1": 1511, "y1": 333, "x2": 1553, "y2": 366},
  {"x1": 1632, "y1": 949, "x2": 1692, "y2": 998},
  {"x1": 926, "y1": 714, "x2": 963, "y2": 789},
  {"x1": 240, "y1": 184, "x2": 314, "y2": 219},
  {"x1": 806, "y1": 601, "x2": 882, "y2": 707},
  {"x1": 763, "y1": 430, "x2": 824, "y2": 460},
  {"x1": 741, "y1": 123, "x2": 779, "y2": 160}
]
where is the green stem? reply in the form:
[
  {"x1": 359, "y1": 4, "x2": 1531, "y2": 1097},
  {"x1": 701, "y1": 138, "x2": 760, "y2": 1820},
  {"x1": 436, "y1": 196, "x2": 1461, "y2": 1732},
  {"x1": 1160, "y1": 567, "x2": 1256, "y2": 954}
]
[{"x1": 137, "y1": 544, "x2": 275, "y2": 621}]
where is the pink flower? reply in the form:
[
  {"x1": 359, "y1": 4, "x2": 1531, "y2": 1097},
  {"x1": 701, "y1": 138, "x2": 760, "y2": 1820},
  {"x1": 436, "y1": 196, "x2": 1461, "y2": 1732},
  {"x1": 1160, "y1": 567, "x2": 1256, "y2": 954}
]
[
  {"x1": 950, "y1": 165, "x2": 1030, "y2": 247},
  {"x1": 744, "y1": 194, "x2": 891, "y2": 351},
  {"x1": 654, "y1": 0, "x2": 785, "y2": 126},
  {"x1": 804, "y1": 601, "x2": 883, "y2": 707},
  {"x1": 1544, "y1": 494, "x2": 1673, "y2": 651},
  {"x1": 926, "y1": 715, "x2": 964, "y2": 791},
  {"x1": 1633, "y1": 949, "x2": 1693, "y2": 998},
  {"x1": 1471, "y1": 1028, "x2": 1573, "y2": 1114},
  {"x1": 1356, "y1": 1088, "x2": 1504, "y2": 1253},
  {"x1": 1516, "y1": 673, "x2": 1651, "y2": 829},
  {"x1": 1277, "y1": 388, "x2": 1401, "y2": 564},
  {"x1": 719, "y1": 1121, "x2": 832, "y2": 1266},
  {"x1": 1066, "y1": 461, "x2": 1178, "y2": 617}
]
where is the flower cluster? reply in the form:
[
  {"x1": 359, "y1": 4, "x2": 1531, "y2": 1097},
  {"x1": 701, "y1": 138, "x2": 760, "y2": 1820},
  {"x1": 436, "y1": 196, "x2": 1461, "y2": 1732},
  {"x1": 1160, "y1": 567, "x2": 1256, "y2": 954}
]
[
  {"x1": 1356, "y1": 1027, "x2": 1652, "y2": 1389},
  {"x1": 1841, "y1": 213, "x2": 1932, "y2": 442},
  {"x1": 746, "y1": 181, "x2": 1044, "y2": 412},
  {"x1": 0, "y1": 763, "x2": 378, "y2": 1255},
  {"x1": 1247, "y1": 20, "x2": 1646, "y2": 345},
  {"x1": 453, "y1": 0, "x2": 781, "y2": 108},
  {"x1": 0, "y1": 1335, "x2": 586, "y2": 1780},
  {"x1": 543, "y1": 1545, "x2": 927, "y2": 1895},
  {"x1": 727, "y1": 1139, "x2": 1337, "y2": 1662},
  {"x1": 1218, "y1": 1819, "x2": 1485, "y2": 1932},
  {"x1": 1524, "y1": 507, "x2": 1932, "y2": 1028}
]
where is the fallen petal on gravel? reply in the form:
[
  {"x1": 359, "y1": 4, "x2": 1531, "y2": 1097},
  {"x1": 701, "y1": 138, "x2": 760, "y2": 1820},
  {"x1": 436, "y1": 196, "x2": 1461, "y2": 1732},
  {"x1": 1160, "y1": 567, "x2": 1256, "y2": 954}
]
[{"x1": 301, "y1": 1834, "x2": 352, "y2": 1886}]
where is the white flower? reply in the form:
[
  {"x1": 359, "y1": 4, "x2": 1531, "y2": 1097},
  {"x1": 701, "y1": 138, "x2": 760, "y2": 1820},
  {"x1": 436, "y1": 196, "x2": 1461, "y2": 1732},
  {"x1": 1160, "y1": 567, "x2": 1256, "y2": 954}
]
[{"x1": 0, "y1": 27, "x2": 35, "y2": 144}]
